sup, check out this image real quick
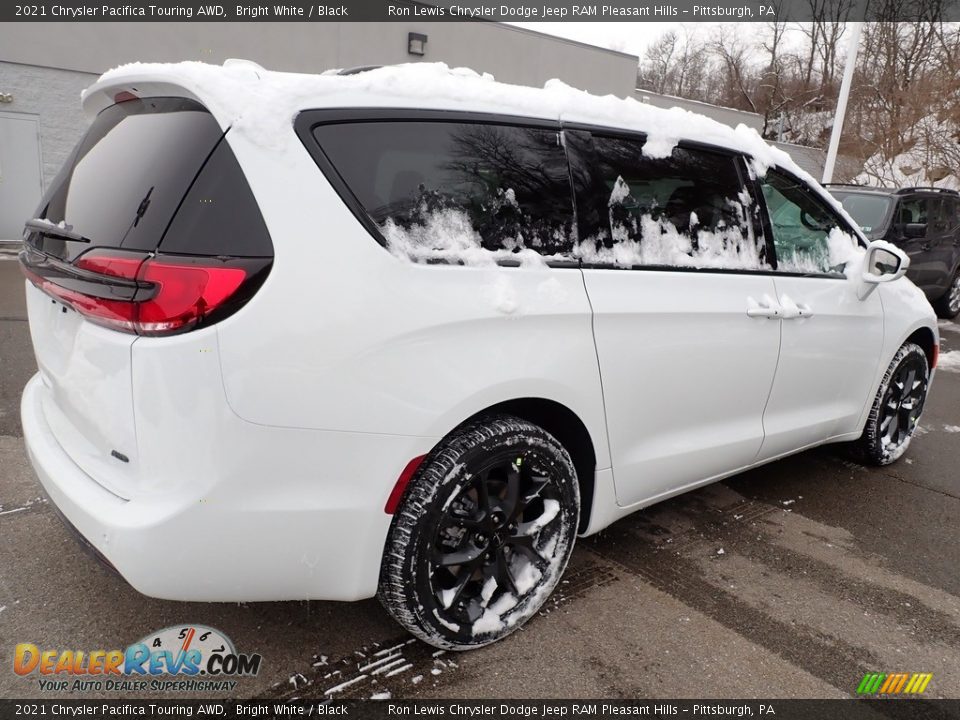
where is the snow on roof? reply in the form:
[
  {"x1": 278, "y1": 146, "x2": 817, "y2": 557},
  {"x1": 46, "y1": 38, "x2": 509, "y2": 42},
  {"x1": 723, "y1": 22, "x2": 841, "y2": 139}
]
[
  {"x1": 85, "y1": 61, "x2": 785, "y2": 163},
  {"x1": 81, "y1": 60, "x2": 860, "y2": 234}
]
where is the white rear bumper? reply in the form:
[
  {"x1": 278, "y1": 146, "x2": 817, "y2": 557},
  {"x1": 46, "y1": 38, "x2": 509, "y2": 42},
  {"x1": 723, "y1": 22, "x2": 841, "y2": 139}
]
[{"x1": 21, "y1": 373, "x2": 434, "y2": 602}]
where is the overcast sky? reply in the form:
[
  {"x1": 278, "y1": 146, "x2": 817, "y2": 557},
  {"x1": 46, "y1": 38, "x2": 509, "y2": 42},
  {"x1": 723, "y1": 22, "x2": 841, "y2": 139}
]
[
  {"x1": 510, "y1": 22, "x2": 682, "y2": 57},
  {"x1": 510, "y1": 22, "x2": 807, "y2": 60}
]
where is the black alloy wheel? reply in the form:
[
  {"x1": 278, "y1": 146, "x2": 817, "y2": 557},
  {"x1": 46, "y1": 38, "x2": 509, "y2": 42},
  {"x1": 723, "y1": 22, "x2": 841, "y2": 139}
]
[{"x1": 378, "y1": 416, "x2": 579, "y2": 649}]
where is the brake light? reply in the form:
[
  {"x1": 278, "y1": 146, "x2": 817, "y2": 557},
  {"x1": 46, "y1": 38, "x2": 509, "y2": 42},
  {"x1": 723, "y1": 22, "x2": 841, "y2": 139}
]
[{"x1": 23, "y1": 249, "x2": 256, "y2": 336}]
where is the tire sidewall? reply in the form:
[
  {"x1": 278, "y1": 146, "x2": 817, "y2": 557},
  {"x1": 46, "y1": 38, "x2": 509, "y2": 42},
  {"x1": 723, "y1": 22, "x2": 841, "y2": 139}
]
[
  {"x1": 861, "y1": 342, "x2": 930, "y2": 465},
  {"x1": 380, "y1": 417, "x2": 579, "y2": 650}
]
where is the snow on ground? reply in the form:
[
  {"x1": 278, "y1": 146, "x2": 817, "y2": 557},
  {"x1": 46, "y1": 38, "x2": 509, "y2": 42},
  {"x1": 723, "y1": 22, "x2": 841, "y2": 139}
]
[{"x1": 937, "y1": 350, "x2": 960, "y2": 373}]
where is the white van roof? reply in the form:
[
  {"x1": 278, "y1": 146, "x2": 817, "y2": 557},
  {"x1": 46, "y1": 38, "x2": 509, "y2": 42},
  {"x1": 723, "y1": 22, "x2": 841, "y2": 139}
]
[{"x1": 81, "y1": 60, "x2": 859, "y2": 230}]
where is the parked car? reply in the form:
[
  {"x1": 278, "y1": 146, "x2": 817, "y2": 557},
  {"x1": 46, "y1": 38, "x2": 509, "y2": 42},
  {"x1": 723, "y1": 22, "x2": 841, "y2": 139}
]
[
  {"x1": 19, "y1": 62, "x2": 939, "y2": 650},
  {"x1": 826, "y1": 184, "x2": 960, "y2": 318}
]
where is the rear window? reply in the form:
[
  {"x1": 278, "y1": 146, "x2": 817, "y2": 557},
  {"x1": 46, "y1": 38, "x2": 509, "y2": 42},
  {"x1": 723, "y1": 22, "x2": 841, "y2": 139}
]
[
  {"x1": 309, "y1": 120, "x2": 575, "y2": 262},
  {"x1": 31, "y1": 98, "x2": 224, "y2": 262}
]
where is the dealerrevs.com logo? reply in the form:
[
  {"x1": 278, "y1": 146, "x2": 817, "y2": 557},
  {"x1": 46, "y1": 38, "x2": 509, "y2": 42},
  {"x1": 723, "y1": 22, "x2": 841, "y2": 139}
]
[{"x1": 14, "y1": 625, "x2": 262, "y2": 693}]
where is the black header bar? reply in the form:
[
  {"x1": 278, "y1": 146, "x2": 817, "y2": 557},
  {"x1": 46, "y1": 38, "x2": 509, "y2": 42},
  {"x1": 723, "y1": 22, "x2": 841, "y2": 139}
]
[
  {"x1": 4, "y1": 0, "x2": 960, "y2": 22},
  {"x1": 2, "y1": 699, "x2": 960, "y2": 720}
]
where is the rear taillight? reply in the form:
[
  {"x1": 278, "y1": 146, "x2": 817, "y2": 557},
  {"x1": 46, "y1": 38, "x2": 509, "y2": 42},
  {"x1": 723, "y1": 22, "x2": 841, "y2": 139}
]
[{"x1": 22, "y1": 249, "x2": 267, "y2": 337}]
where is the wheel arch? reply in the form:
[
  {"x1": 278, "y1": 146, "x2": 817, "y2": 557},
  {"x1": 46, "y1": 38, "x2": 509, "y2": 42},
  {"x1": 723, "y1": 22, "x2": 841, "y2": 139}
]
[
  {"x1": 904, "y1": 325, "x2": 937, "y2": 371},
  {"x1": 460, "y1": 398, "x2": 598, "y2": 533}
]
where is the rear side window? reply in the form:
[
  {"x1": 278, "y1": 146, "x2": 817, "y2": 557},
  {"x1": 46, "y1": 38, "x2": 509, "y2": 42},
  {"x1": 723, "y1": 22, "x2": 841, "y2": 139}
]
[
  {"x1": 31, "y1": 98, "x2": 224, "y2": 262},
  {"x1": 160, "y1": 135, "x2": 273, "y2": 257},
  {"x1": 310, "y1": 121, "x2": 575, "y2": 262},
  {"x1": 574, "y1": 135, "x2": 766, "y2": 270}
]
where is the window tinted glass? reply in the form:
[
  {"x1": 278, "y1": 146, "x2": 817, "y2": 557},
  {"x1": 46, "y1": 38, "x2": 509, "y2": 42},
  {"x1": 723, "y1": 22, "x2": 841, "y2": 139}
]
[
  {"x1": 160, "y1": 135, "x2": 273, "y2": 257},
  {"x1": 312, "y1": 121, "x2": 574, "y2": 261},
  {"x1": 575, "y1": 135, "x2": 765, "y2": 269},
  {"x1": 31, "y1": 98, "x2": 223, "y2": 262},
  {"x1": 944, "y1": 197, "x2": 960, "y2": 231},
  {"x1": 761, "y1": 171, "x2": 854, "y2": 274},
  {"x1": 895, "y1": 196, "x2": 930, "y2": 230},
  {"x1": 831, "y1": 191, "x2": 892, "y2": 237}
]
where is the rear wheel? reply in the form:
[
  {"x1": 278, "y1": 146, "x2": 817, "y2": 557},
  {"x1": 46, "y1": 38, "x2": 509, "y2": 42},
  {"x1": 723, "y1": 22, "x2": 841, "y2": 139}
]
[
  {"x1": 934, "y1": 267, "x2": 960, "y2": 319},
  {"x1": 378, "y1": 416, "x2": 579, "y2": 650},
  {"x1": 852, "y1": 342, "x2": 930, "y2": 465}
]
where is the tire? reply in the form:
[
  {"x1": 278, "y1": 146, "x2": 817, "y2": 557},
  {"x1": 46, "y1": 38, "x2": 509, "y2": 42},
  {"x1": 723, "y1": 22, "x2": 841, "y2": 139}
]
[
  {"x1": 933, "y1": 267, "x2": 960, "y2": 319},
  {"x1": 852, "y1": 342, "x2": 930, "y2": 466},
  {"x1": 378, "y1": 415, "x2": 580, "y2": 650}
]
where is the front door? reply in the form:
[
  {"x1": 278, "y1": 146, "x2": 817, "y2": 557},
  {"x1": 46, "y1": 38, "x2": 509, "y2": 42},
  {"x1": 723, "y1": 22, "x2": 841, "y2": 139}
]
[{"x1": 756, "y1": 169, "x2": 884, "y2": 460}]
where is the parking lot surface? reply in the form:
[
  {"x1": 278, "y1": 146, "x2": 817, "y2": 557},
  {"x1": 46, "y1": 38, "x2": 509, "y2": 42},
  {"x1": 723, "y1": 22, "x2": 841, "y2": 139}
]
[{"x1": 1, "y1": 257, "x2": 958, "y2": 700}]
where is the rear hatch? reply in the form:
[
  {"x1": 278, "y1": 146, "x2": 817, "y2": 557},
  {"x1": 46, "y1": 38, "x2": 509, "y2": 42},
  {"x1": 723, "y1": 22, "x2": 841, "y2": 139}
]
[{"x1": 21, "y1": 96, "x2": 272, "y2": 498}]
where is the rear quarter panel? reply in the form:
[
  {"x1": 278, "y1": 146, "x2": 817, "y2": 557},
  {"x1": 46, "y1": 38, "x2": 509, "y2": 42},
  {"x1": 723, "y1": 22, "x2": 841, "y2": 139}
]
[{"x1": 214, "y1": 126, "x2": 611, "y2": 469}]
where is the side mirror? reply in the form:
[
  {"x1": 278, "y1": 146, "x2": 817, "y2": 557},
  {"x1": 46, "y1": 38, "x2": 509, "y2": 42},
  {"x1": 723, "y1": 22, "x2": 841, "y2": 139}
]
[
  {"x1": 858, "y1": 241, "x2": 909, "y2": 300},
  {"x1": 903, "y1": 222, "x2": 927, "y2": 239}
]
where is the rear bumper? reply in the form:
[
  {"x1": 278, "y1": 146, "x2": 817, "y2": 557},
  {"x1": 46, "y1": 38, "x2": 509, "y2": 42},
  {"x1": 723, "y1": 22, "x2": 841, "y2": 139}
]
[{"x1": 21, "y1": 373, "x2": 433, "y2": 602}]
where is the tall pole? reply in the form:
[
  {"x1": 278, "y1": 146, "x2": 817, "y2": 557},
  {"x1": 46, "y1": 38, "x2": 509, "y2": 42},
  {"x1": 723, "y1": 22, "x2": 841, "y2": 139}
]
[{"x1": 822, "y1": 21, "x2": 863, "y2": 184}]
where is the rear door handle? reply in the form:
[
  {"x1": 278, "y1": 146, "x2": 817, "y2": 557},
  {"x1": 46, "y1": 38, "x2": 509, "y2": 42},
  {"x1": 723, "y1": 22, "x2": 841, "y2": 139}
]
[{"x1": 746, "y1": 295, "x2": 781, "y2": 318}]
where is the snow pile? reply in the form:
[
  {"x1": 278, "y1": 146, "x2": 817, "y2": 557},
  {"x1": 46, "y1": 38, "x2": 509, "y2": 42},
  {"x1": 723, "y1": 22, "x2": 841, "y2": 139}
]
[
  {"x1": 83, "y1": 60, "x2": 868, "y2": 265},
  {"x1": 937, "y1": 350, "x2": 960, "y2": 372},
  {"x1": 87, "y1": 61, "x2": 825, "y2": 189}
]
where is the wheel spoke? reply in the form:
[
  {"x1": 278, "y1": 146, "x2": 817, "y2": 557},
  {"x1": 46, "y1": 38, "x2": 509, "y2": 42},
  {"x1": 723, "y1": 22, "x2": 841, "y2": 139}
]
[
  {"x1": 434, "y1": 544, "x2": 485, "y2": 568},
  {"x1": 495, "y1": 551, "x2": 518, "y2": 596},
  {"x1": 509, "y1": 534, "x2": 549, "y2": 570},
  {"x1": 440, "y1": 567, "x2": 475, "y2": 610},
  {"x1": 475, "y1": 471, "x2": 493, "y2": 514},
  {"x1": 500, "y1": 463, "x2": 521, "y2": 519}
]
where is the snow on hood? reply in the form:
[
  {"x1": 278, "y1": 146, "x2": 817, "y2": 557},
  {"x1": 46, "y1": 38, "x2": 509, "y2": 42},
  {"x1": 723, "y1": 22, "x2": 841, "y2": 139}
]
[{"x1": 82, "y1": 60, "x2": 864, "y2": 239}]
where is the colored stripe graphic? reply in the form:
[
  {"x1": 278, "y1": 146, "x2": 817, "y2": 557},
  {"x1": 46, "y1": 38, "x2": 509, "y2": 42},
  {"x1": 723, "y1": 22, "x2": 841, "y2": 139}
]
[{"x1": 858, "y1": 672, "x2": 932, "y2": 694}]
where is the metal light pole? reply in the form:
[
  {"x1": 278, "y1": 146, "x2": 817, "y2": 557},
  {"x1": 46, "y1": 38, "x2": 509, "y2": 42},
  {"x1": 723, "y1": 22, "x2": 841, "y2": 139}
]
[{"x1": 822, "y1": 21, "x2": 863, "y2": 184}]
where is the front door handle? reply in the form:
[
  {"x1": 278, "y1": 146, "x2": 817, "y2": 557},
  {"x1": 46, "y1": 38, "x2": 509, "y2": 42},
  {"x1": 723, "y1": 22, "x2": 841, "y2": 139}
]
[
  {"x1": 780, "y1": 294, "x2": 814, "y2": 319},
  {"x1": 746, "y1": 295, "x2": 781, "y2": 318}
]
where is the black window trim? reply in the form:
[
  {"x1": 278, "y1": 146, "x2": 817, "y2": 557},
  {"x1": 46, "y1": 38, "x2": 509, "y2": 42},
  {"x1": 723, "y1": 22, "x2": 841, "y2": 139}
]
[
  {"x1": 295, "y1": 109, "x2": 856, "y2": 278},
  {"x1": 295, "y1": 108, "x2": 584, "y2": 268},
  {"x1": 752, "y1": 165, "x2": 862, "y2": 281}
]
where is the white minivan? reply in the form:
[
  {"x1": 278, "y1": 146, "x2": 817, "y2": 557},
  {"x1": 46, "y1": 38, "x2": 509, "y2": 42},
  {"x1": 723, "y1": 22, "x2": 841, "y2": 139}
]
[{"x1": 20, "y1": 62, "x2": 938, "y2": 649}]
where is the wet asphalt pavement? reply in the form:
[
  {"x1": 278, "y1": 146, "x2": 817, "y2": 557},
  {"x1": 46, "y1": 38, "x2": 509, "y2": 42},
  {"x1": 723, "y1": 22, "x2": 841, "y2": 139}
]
[{"x1": 1, "y1": 256, "x2": 958, "y2": 701}]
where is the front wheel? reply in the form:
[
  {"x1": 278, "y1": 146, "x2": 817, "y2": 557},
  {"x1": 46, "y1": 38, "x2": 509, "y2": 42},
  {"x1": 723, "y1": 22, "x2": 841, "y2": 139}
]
[
  {"x1": 853, "y1": 342, "x2": 930, "y2": 465},
  {"x1": 378, "y1": 416, "x2": 579, "y2": 650}
]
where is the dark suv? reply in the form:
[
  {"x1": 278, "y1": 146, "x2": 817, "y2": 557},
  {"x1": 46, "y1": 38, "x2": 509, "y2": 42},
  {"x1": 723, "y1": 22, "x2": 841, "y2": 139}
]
[{"x1": 826, "y1": 185, "x2": 960, "y2": 318}]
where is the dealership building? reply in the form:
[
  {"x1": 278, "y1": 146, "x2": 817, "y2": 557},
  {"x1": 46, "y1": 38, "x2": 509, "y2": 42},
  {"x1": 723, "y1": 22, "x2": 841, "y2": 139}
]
[{"x1": 0, "y1": 21, "x2": 830, "y2": 242}]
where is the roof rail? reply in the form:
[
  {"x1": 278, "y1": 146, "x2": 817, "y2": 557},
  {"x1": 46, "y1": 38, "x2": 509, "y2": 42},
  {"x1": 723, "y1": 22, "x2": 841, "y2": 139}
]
[
  {"x1": 337, "y1": 65, "x2": 384, "y2": 76},
  {"x1": 823, "y1": 182, "x2": 893, "y2": 191},
  {"x1": 895, "y1": 186, "x2": 960, "y2": 195}
]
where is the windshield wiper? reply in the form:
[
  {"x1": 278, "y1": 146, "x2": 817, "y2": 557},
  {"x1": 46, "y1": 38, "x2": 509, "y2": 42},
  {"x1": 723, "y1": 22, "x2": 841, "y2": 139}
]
[{"x1": 24, "y1": 218, "x2": 92, "y2": 244}]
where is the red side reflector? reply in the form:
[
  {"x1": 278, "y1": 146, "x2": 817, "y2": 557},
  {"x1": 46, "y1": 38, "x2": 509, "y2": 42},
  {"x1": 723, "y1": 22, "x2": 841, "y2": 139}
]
[
  {"x1": 113, "y1": 91, "x2": 139, "y2": 103},
  {"x1": 385, "y1": 455, "x2": 427, "y2": 514},
  {"x1": 932, "y1": 344, "x2": 939, "y2": 370}
]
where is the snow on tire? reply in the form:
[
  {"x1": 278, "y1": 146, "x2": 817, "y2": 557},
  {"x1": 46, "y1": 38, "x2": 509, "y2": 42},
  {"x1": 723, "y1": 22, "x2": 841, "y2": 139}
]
[
  {"x1": 377, "y1": 415, "x2": 580, "y2": 650},
  {"x1": 853, "y1": 342, "x2": 930, "y2": 466}
]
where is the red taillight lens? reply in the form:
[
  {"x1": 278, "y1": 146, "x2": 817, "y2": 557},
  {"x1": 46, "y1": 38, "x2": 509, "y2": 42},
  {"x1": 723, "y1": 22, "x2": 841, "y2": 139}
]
[
  {"x1": 25, "y1": 250, "x2": 259, "y2": 337},
  {"x1": 136, "y1": 260, "x2": 247, "y2": 335}
]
